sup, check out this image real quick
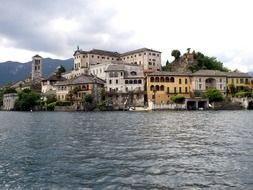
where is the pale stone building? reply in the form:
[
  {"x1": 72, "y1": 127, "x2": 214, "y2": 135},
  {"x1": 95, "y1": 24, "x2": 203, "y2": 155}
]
[
  {"x1": 41, "y1": 74, "x2": 66, "y2": 94},
  {"x1": 32, "y1": 55, "x2": 43, "y2": 81},
  {"x1": 105, "y1": 64, "x2": 145, "y2": 108},
  {"x1": 63, "y1": 47, "x2": 162, "y2": 79},
  {"x1": 190, "y1": 70, "x2": 227, "y2": 96},
  {"x1": 3, "y1": 93, "x2": 18, "y2": 111},
  {"x1": 55, "y1": 74, "x2": 105, "y2": 106}
]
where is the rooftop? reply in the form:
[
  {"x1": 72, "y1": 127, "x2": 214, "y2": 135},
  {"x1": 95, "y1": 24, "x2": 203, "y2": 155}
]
[{"x1": 55, "y1": 74, "x2": 105, "y2": 86}]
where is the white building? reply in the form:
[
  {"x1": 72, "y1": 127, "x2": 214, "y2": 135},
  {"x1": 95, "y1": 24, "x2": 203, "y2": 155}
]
[
  {"x1": 63, "y1": 47, "x2": 162, "y2": 79},
  {"x1": 3, "y1": 93, "x2": 18, "y2": 111},
  {"x1": 104, "y1": 64, "x2": 145, "y2": 108},
  {"x1": 190, "y1": 70, "x2": 227, "y2": 95},
  {"x1": 41, "y1": 74, "x2": 66, "y2": 94}
]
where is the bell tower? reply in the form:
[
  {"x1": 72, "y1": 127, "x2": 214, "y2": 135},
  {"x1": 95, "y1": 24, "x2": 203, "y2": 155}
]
[{"x1": 32, "y1": 55, "x2": 42, "y2": 80}]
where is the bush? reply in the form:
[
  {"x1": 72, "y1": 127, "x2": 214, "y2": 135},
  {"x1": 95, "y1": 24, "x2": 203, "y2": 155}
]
[
  {"x1": 170, "y1": 95, "x2": 185, "y2": 104},
  {"x1": 204, "y1": 88, "x2": 224, "y2": 102},
  {"x1": 235, "y1": 91, "x2": 253, "y2": 98},
  {"x1": 55, "y1": 100, "x2": 71, "y2": 106},
  {"x1": 47, "y1": 102, "x2": 56, "y2": 111},
  {"x1": 83, "y1": 94, "x2": 93, "y2": 104},
  {"x1": 15, "y1": 89, "x2": 41, "y2": 111}
]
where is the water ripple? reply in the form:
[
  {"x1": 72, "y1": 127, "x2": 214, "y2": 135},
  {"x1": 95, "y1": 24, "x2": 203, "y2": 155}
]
[{"x1": 0, "y1": 111, "x2": 253, "y2": 189}]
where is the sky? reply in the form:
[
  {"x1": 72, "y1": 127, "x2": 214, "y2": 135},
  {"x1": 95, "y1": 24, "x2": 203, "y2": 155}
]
[{"x1": 0, "y1": 0, "x2": 253, "y2": 72}]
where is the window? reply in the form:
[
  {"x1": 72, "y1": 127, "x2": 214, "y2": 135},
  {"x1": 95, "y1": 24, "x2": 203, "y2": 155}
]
[
  {"x1": 139, "y1": 54, "x2": 142, "y2": 56},
  {"x1": 179, "y1": 87, "x2": 182, "y2": 93},
  {"x1": 131, "y1": 56, "x2": 133, "y2": 58},
  {"x1": 220, "y1": 78, "x2": 222, "y2": 82},
  {"x1": 155, "y1": 85, "x2": 159, "y2": 91},
  {"x1": 149, "y1": 62, "x2": 152, "y2": 65},
  {"x1": 240, "y1": 78, "x2": 244, "y2": 84},
  {"x1": 179, "y1": 78, "x2": 182, "y2": 84},
  {"x1": 150, "y1": 85, "x2": 154, "y2": 91},
  {"x1": 102, "y1": 57, "x2": 105, "y2": 59},
  {"x1": 129, "y1": 80, "x2": 133, "y2": 84},
  {"x1": 109, "y1": 80, "x2": 112, "y2": 84},
  {"x1": 170, "y1": 77, "x2": 175, "y2": 83},
  {"x1": 160, "y1": 85, "x2": 164, "y2": 91},
  {"x1": 139, "y1": 61, "x2": 141, "y2": 64},
  {"x1": 199, "y1": 84, "x2": 202, "y2": 89},
  {"x1": 174, "y1": 87, "x2": 177, "y2": 93},
  {"x1": 185, "y1": 87, "x2": 188, "y2": 93},
  {"x1": 130, "y1": 71, "x2": 137, "y2": 76},
  {"x1": 97, "y1": 56, "x2": 100, "y2": 58},
  {"x1": 144, "y1": 53, "x2": 146, "y2": 55},
  {"x1": 126, "y1": 87, "x2": 128, "y2": 92},
  {"x1": 232, "y1": 79, "x2": 234, "y2": 84},
  {"x1": 134, "y1": 80, "x2": 137, "y2": 84},
  {"x1": 167, "y1": 87, "x2": 170, "y2": 94},
  {"x1": 138, "y1": 80, "x2": 142, "y2": 84},
  {"x1": 125, "y1": 80, "x2": 128, "y2": 84},
  {"x1": 220, "y1": 84, "x2": 222, "y2": 89},
  {"x1": 185, "y1": 79, "x2": 188, "y2": 84},
  {"x1": 116, "y1": 80, "x2": 118, "y2": 84},
  {"x1": 92, "y1": 55, "x2": 94, "y2": 58},
  {"x1": 121, "y1": 72, "x2": 123, "y2": 76},
  {"x1": 199, "y1": 78, "x2": 202, "y2": 82}
]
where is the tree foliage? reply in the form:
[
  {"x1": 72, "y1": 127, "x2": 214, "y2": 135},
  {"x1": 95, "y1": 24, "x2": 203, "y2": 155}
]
[
  {"x1": 171, "y1": 50, "x2": 181, "y2": 60},
  {"x1": 3, "y1": 86, "x2": 17, "y2": 94},
  {"x1": 55, "y1": 65, "x2": 66, "y2": 77},
  {"x1": 204, "y1": 88, "x2": 224, "y2": 102},
  {"x1": 83, "y1": 94, "x2": 93, "y2": 104},
  {"x1": 15, "y1": 89, "x2": 41, "y2": 111},
  {"x1": 170, "y1": 95, "x2": 185, "y2": 104},
  {"x1": 188, "y1": 51, "x2": 229, "y2": 72}
]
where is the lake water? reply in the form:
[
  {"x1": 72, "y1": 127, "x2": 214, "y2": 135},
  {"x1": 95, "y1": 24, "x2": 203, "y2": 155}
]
[{"x1": 0, "y1": 111, "x2": 253, "y2": 189}]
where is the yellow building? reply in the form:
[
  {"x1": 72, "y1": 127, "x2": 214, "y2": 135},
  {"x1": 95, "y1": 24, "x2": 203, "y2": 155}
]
[
  {"x1": 227, "y1": 72, "x2": 252, "y2": 92},
  {"x1": 147, "y1": 72, "x2": 191, "y2": 104}
]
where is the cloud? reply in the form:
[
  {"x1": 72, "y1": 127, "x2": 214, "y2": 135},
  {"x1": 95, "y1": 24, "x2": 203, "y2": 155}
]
[
  {"x1": 0, "y1": 0, "x2": 253, "y2": 72},
  {"x1": 0, "y1": 0, "x2": 138, "y2": 58}
]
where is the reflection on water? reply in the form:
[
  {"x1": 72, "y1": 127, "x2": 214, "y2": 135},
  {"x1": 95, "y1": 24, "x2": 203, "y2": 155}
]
[{"x1": 0, "y1": 111, "x2": 253, "y2": 189}]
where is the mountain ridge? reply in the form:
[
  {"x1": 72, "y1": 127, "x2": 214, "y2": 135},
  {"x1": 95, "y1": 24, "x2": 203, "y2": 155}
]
[{"x1": 0, "y1": 58, "x2": 73, "y2": 87}]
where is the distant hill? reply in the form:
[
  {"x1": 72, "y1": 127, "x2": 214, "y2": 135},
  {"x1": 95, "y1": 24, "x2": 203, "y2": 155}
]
[
  {"x1": 0, "y1": 58, "x2": 73, "y2": 87},
  {"x1": 248, "y1": 72, "x2": 253, "y2": 77}
]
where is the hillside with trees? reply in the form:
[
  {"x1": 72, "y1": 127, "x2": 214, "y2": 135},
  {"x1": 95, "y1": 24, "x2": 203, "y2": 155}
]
[{"x1": 162, "y1": 49, "x2": 229, "y2": 73}]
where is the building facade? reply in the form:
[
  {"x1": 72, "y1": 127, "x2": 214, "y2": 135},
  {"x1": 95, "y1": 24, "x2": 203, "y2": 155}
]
[
  {"x1": 41, "y1": 74, "x2": 66, "y2": 94},
  {"x1": 190, "y1": 70, "x2": 227, "y2": 96},
  {"x1": 105, "y1": 64, "x2": 145, "y2": 108},
  {"x1": 32, "y1": 55, "x2": 43, "y2": 81},
  {"x1": 55, "y1": 74, "x2": 105, "y2": 106},
  {"x1": 3, "y1": 93, "x2": 18, "y2": 111},
  {"x1": 147, "y1": 72, "x2": 191, "y2": 104}
]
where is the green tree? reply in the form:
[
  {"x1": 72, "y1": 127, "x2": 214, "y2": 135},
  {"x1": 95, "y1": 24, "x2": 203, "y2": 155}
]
[
  {"x1": 55, "y1": 65, "x2": 66, "y2": 77},
  {"x1": 3, "y1": 86, "x2": 17, "y2": 94},
  {"x1": 170, "y1": 95, "x2": 185, "y2": 104},
  {"x1": 171, "y1": 50, "x2": 181, "y2": 60},
  {"x1": 46, "y1": 94, "x2": 57, "y2": 104},
  {"x1": 204, "y1": 88, "x2": 224, "y2": 102},
  {"x1": 83, "y1": 94, "x2": 93, "y2": 104},
  {"x1": 15, "y1": 89, "x2": 41, "y2": 111},
  {"x1": 0, "y1": 91, "x2": 3, "y2": 106}
]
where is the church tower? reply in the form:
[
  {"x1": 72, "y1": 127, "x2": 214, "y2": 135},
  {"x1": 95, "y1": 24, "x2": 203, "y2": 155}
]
[{"x1": 32, "y1": 55, "x2": 42, "y2": 80}]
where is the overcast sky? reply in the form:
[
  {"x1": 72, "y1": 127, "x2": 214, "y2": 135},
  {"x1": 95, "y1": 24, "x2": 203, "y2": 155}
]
[{"x1": 0, "y1": 0, "x2": 253, "y2": 72}]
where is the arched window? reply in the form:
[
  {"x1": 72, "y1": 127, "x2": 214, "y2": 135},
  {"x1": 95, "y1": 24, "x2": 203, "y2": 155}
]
[
  {"x1": 150, "y1": 85, "x2": 154, "y2": 91},
  {"x1": 134, "y1": 80, "x2": 137, "y2": 84},
  {"x1": 155, "y1": 85, "x2": 160, "y2": 91},
  {"x1": 150, "y1": 77, "x2": 154, "y2": 82},
  {"x1": 155, "y1": 77, "x2": 160, "y2": 82},
  {"x1": 170, "y1": 77, "x2": 175, "y2": 82},
  {"x1": 160, "y1": 77, "x2": 164, "y2": 82},
  {"x1": 130, "y1": 71, "x2": 137, "y2": 76},
  {"x1": 125, "y1": 80, "x2": 128, "y2": 84},
  {"x1": 160, "y1": 85, "x2": 164, "y2": 91},
  {"x1": 165, "y1": 77, "x2": 170, "y2": 82}
]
